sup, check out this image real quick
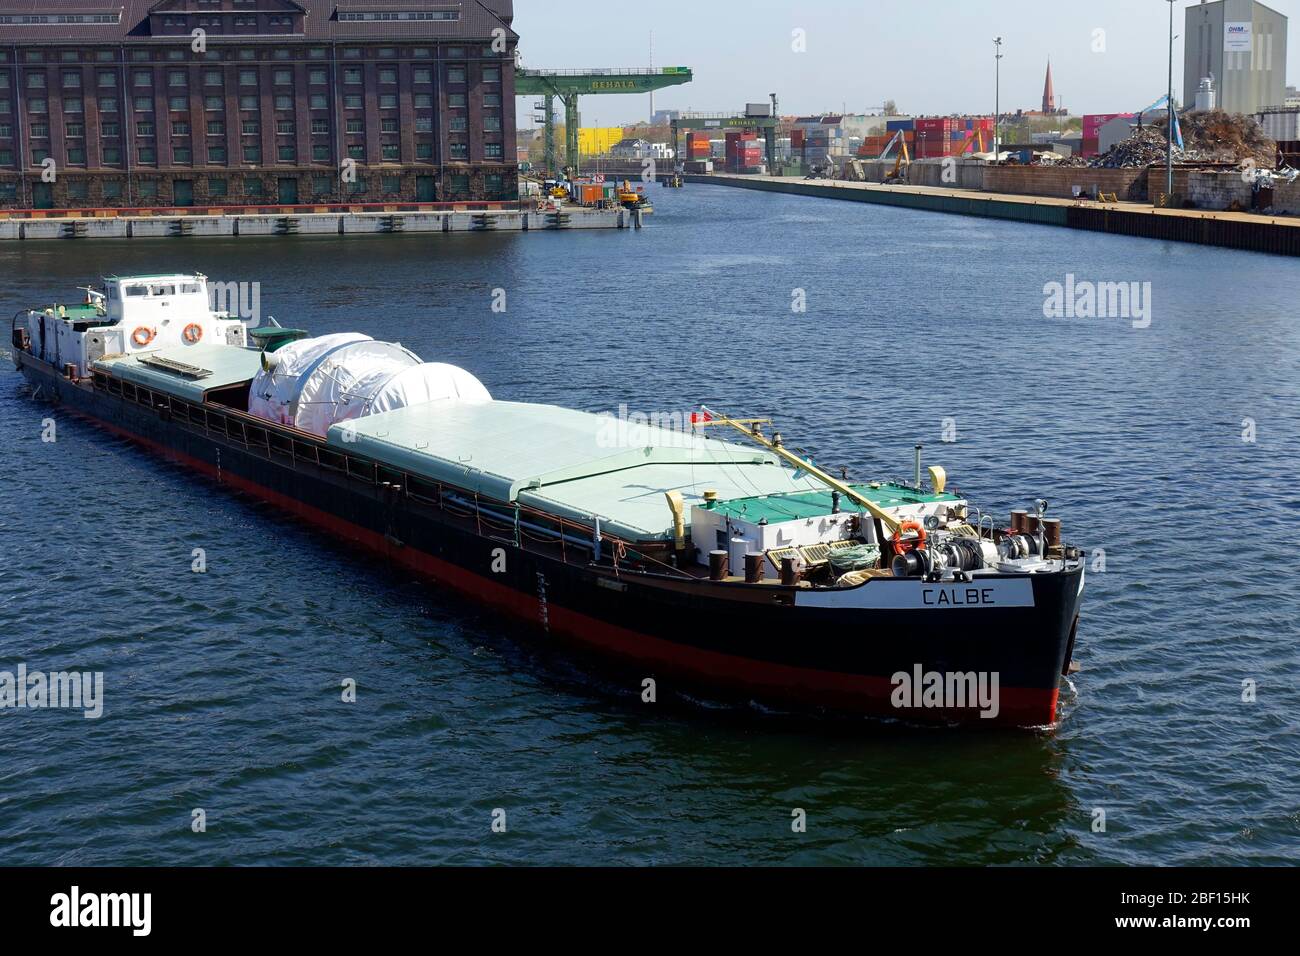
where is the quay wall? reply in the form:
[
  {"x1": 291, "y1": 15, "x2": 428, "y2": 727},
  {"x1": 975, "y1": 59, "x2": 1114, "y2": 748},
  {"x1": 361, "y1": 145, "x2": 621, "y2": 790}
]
[
  {"x1": 0, "y1": 207, "x2": 628, "y2": 241},
  {"x1": 690, "y1": 174, "x2": 1300, "y2": 257}
]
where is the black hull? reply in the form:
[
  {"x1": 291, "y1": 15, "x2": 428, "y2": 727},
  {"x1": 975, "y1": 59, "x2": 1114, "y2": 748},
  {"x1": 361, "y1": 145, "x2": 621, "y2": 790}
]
[{"x1": 14, "y1": 353, "x2": 1084, "y2": 728}]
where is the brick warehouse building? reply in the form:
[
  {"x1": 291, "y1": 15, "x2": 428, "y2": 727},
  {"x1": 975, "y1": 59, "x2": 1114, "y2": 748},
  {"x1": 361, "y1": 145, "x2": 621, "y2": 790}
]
[{"x1": 0, "y1": 0, "x2": 519, "y2": 209}]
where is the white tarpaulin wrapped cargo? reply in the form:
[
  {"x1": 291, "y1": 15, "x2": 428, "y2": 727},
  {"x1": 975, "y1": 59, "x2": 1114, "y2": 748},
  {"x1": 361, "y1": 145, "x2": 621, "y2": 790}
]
[
  {"x1": 248, "y1": 332, "x2": 372, "y2": 428},
  {"x1": 247, "y1": 333, "x2": 492, "y2": 437},
  {"x1": 367, "y1": 363, "x2": 492, "y2": 417}
]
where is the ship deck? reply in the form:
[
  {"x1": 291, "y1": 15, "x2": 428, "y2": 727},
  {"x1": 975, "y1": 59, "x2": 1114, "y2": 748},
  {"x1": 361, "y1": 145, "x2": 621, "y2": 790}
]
[
  {"x1": 86, "y1": 343, "x2": 923, "y2": 544},
  {"x1": 94, "y1": 344, "x2": 264, "y2": 403},
  {"x1": 333, "y1": 400, "x2": 828, "y2": 541}
]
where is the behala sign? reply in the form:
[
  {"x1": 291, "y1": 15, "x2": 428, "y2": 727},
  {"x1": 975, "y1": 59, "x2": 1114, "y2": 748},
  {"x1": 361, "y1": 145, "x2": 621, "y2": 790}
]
[{"x1": 1225, "y1": 22, "x2": 1253, "y2": 53}]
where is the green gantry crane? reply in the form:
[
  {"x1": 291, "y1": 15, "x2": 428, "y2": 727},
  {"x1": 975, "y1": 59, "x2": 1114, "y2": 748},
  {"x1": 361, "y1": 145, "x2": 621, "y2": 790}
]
[{"x1": 516, "y1": 67, "x2": 694, "y2": 175}]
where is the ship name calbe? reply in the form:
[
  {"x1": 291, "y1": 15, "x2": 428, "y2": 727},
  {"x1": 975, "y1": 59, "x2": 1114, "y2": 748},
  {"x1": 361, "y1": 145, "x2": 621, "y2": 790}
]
[{"x1": 798, "y1": 577, "x2": 1035, "y2": 610}]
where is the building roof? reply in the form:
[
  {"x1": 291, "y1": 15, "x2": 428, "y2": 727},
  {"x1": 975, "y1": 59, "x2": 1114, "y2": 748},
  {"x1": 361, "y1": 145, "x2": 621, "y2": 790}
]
[{"x1": 0, "y1": 0, "x2": 516, "y2": 44}]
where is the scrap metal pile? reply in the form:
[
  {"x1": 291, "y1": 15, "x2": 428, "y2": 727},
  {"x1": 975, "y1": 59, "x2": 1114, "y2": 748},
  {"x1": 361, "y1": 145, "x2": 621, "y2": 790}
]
[{"x1": 1061, "y1": 110, "x2": 1277, "y2": 169}]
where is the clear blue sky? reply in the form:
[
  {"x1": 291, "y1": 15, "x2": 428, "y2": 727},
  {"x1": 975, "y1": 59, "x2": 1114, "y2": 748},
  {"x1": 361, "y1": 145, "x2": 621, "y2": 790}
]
[{"x1": 514, "y1": 0, "x2": 1298, "y2": 126}]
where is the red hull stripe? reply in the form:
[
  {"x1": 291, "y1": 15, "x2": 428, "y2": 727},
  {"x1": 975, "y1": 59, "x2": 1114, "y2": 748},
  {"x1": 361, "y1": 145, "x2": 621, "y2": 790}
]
[{"x1": 77, "y1": 403, "x2": 1059, "y2": 726}]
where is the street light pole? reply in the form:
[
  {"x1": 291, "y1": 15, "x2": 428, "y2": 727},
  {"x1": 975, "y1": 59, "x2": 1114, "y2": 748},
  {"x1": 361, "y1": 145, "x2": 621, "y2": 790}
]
[
  {"x1": 994, "y1": 37, "x2": 1004, "y2": 159},
  {"x1": 1166, "y1": 0, "x2": 1175, "y2": 201}
]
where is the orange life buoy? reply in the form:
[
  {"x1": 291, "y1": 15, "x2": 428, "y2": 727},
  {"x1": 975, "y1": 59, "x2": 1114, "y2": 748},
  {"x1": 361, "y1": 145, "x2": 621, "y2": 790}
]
[
  {"x1": 131, "y1": 326, "x2": 155, "y2": 348},
  {"x1": 182, "y1": 323, "x2": 203, "y2": 344},
  {"x1": 892, "y1": 520, "x2": 927, "y2": 553}
]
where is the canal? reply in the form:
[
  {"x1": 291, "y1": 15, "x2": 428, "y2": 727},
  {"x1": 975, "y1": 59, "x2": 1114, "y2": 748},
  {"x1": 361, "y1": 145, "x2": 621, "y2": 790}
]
[{"x1": 1, "y1": 183, "x2": 1296, "y2": 864}]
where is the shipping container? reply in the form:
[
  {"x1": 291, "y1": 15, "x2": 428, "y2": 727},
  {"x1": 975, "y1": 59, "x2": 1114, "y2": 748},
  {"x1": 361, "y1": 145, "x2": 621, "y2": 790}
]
[
  {"x1": 1257, "y1": 108, "x2": 1300, "y2": 142},
  {"x1": 1083, "y1": 113, "x2": 1135, "y2": 140}
]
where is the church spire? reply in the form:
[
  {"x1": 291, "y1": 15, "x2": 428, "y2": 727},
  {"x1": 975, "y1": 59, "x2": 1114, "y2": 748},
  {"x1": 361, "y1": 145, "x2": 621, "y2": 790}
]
[{"x1": 1042, "y1": 60, "x2": 1056, "y2": 113}]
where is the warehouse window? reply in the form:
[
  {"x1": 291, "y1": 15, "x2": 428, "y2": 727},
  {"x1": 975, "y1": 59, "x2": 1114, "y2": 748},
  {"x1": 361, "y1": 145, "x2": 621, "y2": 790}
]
[{"x1": 337, "y1": 11, "x2": 459, "y2": 21}]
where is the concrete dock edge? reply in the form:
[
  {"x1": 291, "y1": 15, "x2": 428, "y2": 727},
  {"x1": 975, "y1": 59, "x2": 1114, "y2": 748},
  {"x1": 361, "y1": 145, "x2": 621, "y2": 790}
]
[{"x1": 689, "y1": 174, "x2": 1300, "y2": 257}]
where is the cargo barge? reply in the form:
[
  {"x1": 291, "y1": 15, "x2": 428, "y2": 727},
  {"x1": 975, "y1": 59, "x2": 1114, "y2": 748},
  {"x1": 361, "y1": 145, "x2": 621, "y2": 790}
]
[{"x1": 11, "y1": 275, "x2": 1085, "y2": 727}]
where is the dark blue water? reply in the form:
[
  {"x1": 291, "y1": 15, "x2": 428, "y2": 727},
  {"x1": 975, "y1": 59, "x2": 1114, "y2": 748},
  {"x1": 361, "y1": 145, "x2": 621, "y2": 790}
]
[{"x1": 1, "y1": 185, "x2": 1297, "y2": 865}]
